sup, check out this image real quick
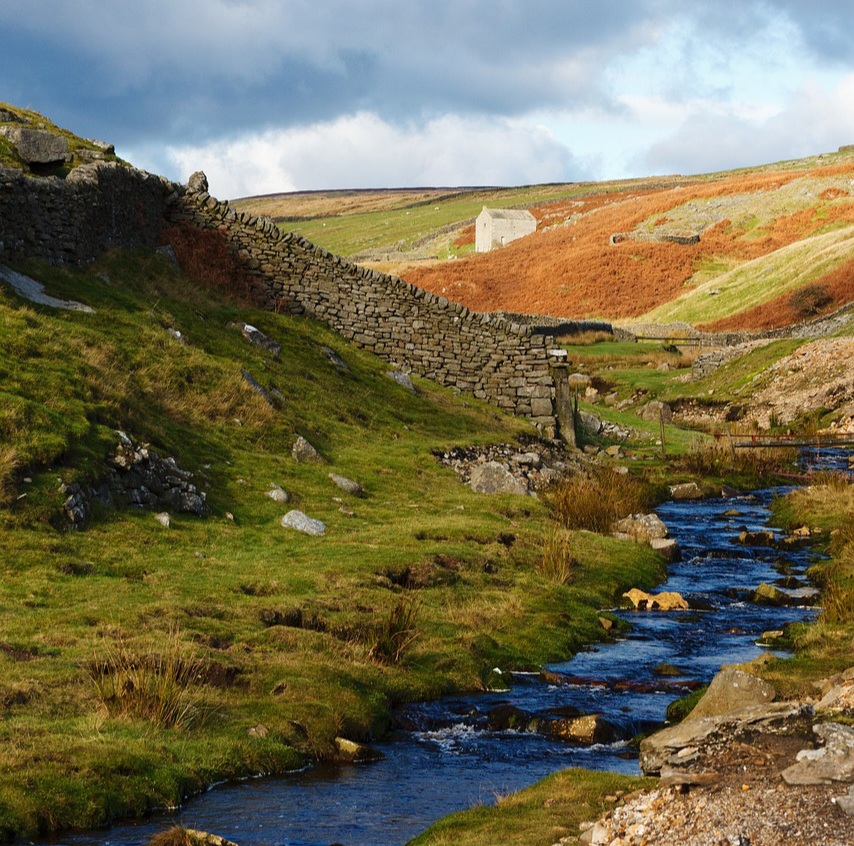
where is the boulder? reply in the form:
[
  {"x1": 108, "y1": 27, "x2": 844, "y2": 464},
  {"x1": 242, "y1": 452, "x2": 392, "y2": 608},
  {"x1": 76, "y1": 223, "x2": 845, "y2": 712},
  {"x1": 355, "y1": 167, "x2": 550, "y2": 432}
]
[
  {"x1": 738, "y1": 529, "x2": 775, "y2": 546},
  {"x1": 686, "y1": 668, "x2": 776, "y2": 722},
  {"x1": 267, "y1": 484, "x2": 289, "y2": 504},
  {"x1": 567, "y1": 373, "x2": 592, "y2": 390},
  {"x1": 329, "y1": 472, "x2": 364, "y2": 497},
  {"x1": 782, "y1": 722, "x2": 854, "y2": 785},
  {"x1": 639, "y1": 401, "x2": 673, "y2": 423},
  {"x1": 387, "y1": 370, "x2": 415, "y2": 393},
  {"x1": 469, "y1": 462, "x2": 528, "y2": 496},
  {"x1": 280, "y1": 510, "x2": 326, "y2": 537},
  {"x1": 752, "y1": 582, "x2": 819, "y2": 607},
  {"x1": 639, "y1": 702, "x2": 808, "y2": 774},
  {"x1": 578, "y1": 410, "x2": 602, "y2": 437},
  {"x1": 154, "y1": 512, "x2": 171, "y2": 529},
  {"x1": 622, "y1": 588, "x2": 688, "y2": 611},
  {"x1": 231, "y1": 322, "x2": 281, "y2": 358},
  {"x1": 0, "y1": 126, "x2": 67, "y2": 164},
  {"x1": 333, "y1": 736, "x2": 385, "y2": 763},
  {"x1": 487, "y1": 704, "x2": 539, "y2": 732},
  {"x1": 291, "y1": 436, "x2": 324, "y2": 463},
  {"x1": 816, "y1": 671, "x2": 854, "y2": 715},
  {"x1": 669, "y1": 482, "x2": 703, "y2": 501},
  {"x1": 612, "y1": 513, "x2": 669, "y2": 543},
  {"x1": 545, "y1": 713, "x2": 621, "y2": 745},
  {"x1": 188, "y1": 170, "x2": 209, "y2": 193}
]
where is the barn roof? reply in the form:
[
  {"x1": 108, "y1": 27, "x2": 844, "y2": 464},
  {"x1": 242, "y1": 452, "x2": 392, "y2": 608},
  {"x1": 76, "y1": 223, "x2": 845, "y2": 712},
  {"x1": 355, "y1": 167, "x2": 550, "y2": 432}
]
[{"x1": 480, "y1": 207, "x2": 536, "y2": 221}]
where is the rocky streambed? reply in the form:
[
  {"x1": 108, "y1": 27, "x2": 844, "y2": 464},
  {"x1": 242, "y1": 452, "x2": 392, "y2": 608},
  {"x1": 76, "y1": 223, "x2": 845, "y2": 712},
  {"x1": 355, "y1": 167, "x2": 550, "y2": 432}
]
[{"x1": 45, "y1": 457, "x2": 847, "y2": 846}]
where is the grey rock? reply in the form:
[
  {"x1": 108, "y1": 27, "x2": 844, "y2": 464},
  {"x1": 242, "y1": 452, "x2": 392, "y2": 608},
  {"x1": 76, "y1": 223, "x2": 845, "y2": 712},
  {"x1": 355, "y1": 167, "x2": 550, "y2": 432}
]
[
  {"x1": 267, "y1": 484, "x2": 289, "y2": 504},
  {"x1": 512, "y1": 452, "x2": 542, "y2": 468},
  {"x1": 640, "y1": 702, "x2": 809, "y2": 775},
  {"x1": 670, "y1": 482, "x2": 703, "y2": 501},
  {"x1": 469, "y1": 462, "x2": 529, "y2": 496},
  {"x1": 640, "y1": 400, "x2": 673, "y2": 423},
  {"x1": 329, "y1": 473, "x2": 364, "y2": 497},
  {"x1": 321, "y1": 346, "x2": 350, "y2": 374},
  {"x1": 280, "y1": 510, "x2": 326, "y2": 537},
  {"x1": 0, "y1": 126, "x2": 67, "y2": 164},
  {"x1": 292, "y1": 436, "x2": 324, "y2": 463},
  {"x1": 0, "y1": 109, "x2": 22, "y2": 123},
  {"x1": 233, "y1": 322, "x2": 281, "y2": 358},
  {"x1": 387, "y1": 370, "x2": 415, "y2": 393},
  {"x1": 578, "y1": 410, "x2": 602, "y2": 436},
  {"x1": 612, "y1": 513, "x2": 668, "y2": 542},
  {"x1": 686, "y1": 668, "x2": 776, "y2": 722},
  {"x1": 783, "y1": 722, "x2": 854, "y2": 785},
  {"x1": 154, "y1": 512, "x2": 171, "y2": 528},
  {"x1": 0, "y1": 264, "x2": 94, "y2": 313},
  {"x1": 241, "y1": 369, "x2": 273, "y2": 406},
  {"x1": 188, "y1": 170, "x2": 209, "y2": 193},
  {"x1": 650, "y1": 537, "x2": 681, "y2": 562}
]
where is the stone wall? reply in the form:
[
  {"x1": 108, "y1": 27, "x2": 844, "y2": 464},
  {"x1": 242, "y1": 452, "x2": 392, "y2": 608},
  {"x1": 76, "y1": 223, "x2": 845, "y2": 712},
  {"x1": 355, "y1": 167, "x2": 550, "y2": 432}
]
[
  {"x1": 165, "y1": 185, "x2": 559, "y2": 431},
  {"x1": 0, "y1": 162, "x2": 175, "y2": 265}
]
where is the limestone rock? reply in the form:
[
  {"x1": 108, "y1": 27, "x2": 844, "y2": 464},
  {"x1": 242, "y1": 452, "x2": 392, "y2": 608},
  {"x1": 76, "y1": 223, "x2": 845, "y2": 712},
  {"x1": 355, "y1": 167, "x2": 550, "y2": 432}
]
[
  {"x1": 231, "y1": 322, "x2": 281, "y2": 358},
  {"x1": 387, "y1": 370, "x2": 415, "y2": 393},
  {"x1": 321, "y1": 346, "x2": 350, "y2": 374},
  {"x1": 686, "y1": 668, "x2": 776, "y2": 722},
  {"x1": 329, "y1": 472, "x2": 364, "y2": 497},
  {"x1": 567, "y1": 373, "x2": 592, "y2": 390},
  {"x1": 640, "y1": 400, "x2": 673, "y2": 423},
  {"x1": 266, "y1": 484, "x2": 289, "y2": 504},
  {"x1": 612, "y1": 513, "x2": 669, "y2": 542},
  {"x1": 0, "y1": 126, "x2": 68, "y2": 164},
  {"x1": 623, "y1": 588, "x2": 688, "y2": 611},
  {"x1": 783, "y1": 722, "x2": 854, "y2": 785},
  {"x1": 154, "y1": 512, "x2": 171, "y2": 529},
  {"x1": 281, "y1": 510, "x2": 326, "y2": 537},
  {"x1": 578, "y1": 410, "x2": 602, "y2": 436},
  {"x1": 669, "y1": 482, "x2": 703, "y2": 501},
  {"x1": 469, "y1": 462, "x2": 529, "y2": 496},
  {"x1": 292, "y1": 436, "x2": 324, "y2": 463}
]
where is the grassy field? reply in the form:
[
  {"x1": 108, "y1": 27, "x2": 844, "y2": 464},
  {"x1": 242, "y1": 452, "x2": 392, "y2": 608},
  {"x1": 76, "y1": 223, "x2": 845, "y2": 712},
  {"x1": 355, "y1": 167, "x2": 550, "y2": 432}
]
[{"x1": 0, "y1": 250, "x2": 670, "y2": 840}]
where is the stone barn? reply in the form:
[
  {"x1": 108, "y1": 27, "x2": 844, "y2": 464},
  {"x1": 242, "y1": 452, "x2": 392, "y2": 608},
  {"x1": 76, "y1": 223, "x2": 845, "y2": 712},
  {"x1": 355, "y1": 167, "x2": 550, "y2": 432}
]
[{"x1": 475, "y1": 206, "x2": 537, "y2": 253}]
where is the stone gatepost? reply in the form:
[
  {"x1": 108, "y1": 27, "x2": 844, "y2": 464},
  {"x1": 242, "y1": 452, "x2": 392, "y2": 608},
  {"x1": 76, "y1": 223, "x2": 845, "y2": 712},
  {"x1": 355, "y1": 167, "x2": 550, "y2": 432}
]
[{"x1": 549, "y1": 352, "x2": 576, "y2": 447}]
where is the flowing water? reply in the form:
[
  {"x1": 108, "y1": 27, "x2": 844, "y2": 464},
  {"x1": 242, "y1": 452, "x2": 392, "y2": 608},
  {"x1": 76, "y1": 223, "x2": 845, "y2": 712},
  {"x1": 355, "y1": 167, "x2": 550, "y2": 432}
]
[{"x1": 46, "y1": 449, "x2": 850, "y2": 846}]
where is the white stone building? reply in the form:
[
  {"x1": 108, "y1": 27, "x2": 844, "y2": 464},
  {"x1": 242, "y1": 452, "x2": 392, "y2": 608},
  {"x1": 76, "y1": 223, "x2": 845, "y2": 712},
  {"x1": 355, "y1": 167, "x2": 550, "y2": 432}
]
[{"x1": 475, "y1": 207, "x2": 537, "y2": 253}]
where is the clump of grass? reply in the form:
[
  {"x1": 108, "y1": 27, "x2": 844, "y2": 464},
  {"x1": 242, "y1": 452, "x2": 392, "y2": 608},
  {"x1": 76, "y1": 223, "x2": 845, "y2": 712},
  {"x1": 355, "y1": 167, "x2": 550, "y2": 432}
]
[
  {"x1": 87, "y1": 629, "x2": 209, "y2": 730},
  {"x1": 368, "y1": 597, "x2": 421, "y2": 665},
  {"x1": 677, "y1": 441, "x2": 796, "y2": 481},
  {"x1": 545, "y1": 468, "x2": 652, "y2": 533},
  {"x1": 146, "y1": 828, "x2": 193, "y2": 846},
  {"x1": 537, "y1": 527, "x2": 576, "y2": 585},
  {"x1": 0, "y1": 446, "x2": 19, "y2": 506}
]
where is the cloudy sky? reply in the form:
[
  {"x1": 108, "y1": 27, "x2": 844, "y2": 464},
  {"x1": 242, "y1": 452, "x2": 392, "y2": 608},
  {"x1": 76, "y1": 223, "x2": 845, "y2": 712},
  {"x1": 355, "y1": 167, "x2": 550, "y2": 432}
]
[{"x1": 3, "y1": 1, "x2": 854, "y2": 198}]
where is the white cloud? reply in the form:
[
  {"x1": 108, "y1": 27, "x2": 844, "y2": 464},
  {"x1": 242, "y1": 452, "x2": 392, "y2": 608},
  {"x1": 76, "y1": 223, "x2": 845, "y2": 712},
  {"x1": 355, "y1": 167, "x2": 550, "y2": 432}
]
[{"x1": 147, "y1": 112, "x2": 583, "y2": 197}]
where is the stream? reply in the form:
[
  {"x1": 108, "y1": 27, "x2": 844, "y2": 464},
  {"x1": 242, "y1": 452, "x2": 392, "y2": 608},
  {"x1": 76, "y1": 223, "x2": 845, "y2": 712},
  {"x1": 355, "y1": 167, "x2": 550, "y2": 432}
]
[{"x1": 47, "y1": 448, "x2": 850, "y2": 846}]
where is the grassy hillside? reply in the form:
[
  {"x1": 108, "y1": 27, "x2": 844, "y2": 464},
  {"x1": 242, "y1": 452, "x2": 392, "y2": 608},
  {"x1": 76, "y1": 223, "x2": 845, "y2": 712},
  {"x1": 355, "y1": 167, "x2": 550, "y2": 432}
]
[
  {"x1": 236, "y1": 154, "x2": 854, "y2": 331},
  {"x1": 0, "y1": 249, "x2": 670, "y2": 839}
]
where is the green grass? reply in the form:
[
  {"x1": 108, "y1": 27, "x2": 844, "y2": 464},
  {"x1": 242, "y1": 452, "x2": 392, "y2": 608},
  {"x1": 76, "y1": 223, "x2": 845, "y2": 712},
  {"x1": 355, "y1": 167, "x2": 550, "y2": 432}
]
[
  {"x1": 0, "y1": 249, "x2": 666, "y2": 839},
  {"x1": 642, "y1": 226, "x2": 854, "y2": 325},
  {"x1": 406, "y1": 768, "x2": 653, "y2": 846}
]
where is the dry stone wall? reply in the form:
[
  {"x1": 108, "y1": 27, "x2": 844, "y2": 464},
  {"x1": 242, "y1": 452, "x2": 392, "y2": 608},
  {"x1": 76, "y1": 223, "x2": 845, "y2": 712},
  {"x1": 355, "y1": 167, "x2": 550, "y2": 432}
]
[
  {"x1": 0, "y1": 162, "x2": 174, "y2": 265},
  {"x1": 165, "y1": 186, "x2": 558, "y2": 431}
]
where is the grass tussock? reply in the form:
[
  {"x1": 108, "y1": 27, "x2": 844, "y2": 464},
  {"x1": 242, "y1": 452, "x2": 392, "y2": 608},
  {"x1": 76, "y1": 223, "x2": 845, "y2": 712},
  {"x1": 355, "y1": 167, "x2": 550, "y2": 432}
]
[
  {"x1": 0, "y1": 446, "x2": 19, "y2": 506},
  {"x1": 537, "y1": 527, "x2": 576, "y2": 585},
  {"x1": 146, "y1": 828, "x2": 194, "y2": 846},
  {"x1": 546, "y1": 468, "x2": 652, "y2": 533},
  {"x1": 677, "y1": 441, "x2": 797, "y2": 481},
  {"x1": 87, "y1": 629, "x2": 209, "y2": 731},
  {"x1": 368, "y1": 597, "x2": 421, "y2": 665}
]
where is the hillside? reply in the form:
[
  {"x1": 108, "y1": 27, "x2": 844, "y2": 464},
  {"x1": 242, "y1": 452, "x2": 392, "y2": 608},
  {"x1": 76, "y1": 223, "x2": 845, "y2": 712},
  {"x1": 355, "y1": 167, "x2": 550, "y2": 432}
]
[{"x1": 237, "y1": 153, "x2": 854, "y2": 332}]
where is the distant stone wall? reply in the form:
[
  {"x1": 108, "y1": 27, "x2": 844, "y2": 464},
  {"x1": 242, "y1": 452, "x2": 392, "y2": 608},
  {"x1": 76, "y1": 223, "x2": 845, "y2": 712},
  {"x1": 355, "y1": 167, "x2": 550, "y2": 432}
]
[
  {"x1": 0, "y1": 162, "x2": 175, "y2": 265},
  {"x1": 164, "y1": 186, "x2": 558, "y2": 431}
]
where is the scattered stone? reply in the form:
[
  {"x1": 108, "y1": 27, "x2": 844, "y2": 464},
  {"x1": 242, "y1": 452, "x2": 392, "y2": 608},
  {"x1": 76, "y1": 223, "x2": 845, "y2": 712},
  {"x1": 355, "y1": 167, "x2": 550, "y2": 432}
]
[
  {"x1": 687, "y1": 668, "x2": 776, "y2": 722},
  {"x1": 329, "y1": 472, "x2": 364, "y2": 497},
  {"x1": 578, "y1": 410, "x2": 602, "y2": 436},
  {"x1": 598, "y1": 616, "x2": 613, "y2": 632},
  {"x1": 281, "y1": 510, "x2": 326, "y2": 537},
  {"x1": 387, "y1": 370, "x2": 415, "y2": 393},
  {"x1": 623, "y1": 588, "x2": 688, "y2": 611},
  {"x1": 669, "y1": 481, "x2": 703, "y2": 501},
  {"x1": 154, "y1": 512, "x2": 171, "y2": 529},
  {"x1": 469, "y1": 461, "x2": 529, "y2": 496},
  {"x1": 166, "y1": 327, "x2": 186, "y2": 344},
  {"x1": 241, "y1": 369, "x2": 273, "y2": 406},
  {"x1": 739, "y1": 529, "x2": 776, "y2": 546},
  {"x1": 721, "y1": 484, "x2": 739, "y2": 498},
  {"x1": 266, "y1": 484, "x2": 289, "y2": 504},
  {"x1": 292, "y1": 436, "x2": 324, "y2": 463},
  {"x1": 546, "y1": 713, "x2": 621, "y2": 745},
  {"x1": 248, "y1": 723, "x2": 269, "y2": 738},
  {"x1": 0, "y1": 264, "x2": 95, "y2": 312},
  {"x1": 321, "y1": 346, "x2": 350, "y2": 374},
  {"x1": 567, "y1": 373, "x2": 592, "y2": 390},
  {"x1": 229, "y1": 322, "x2": 282, "y2": 358}
]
